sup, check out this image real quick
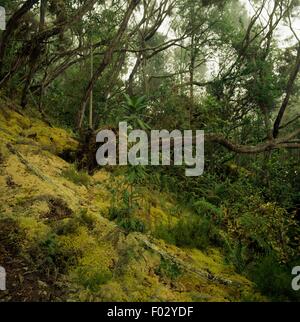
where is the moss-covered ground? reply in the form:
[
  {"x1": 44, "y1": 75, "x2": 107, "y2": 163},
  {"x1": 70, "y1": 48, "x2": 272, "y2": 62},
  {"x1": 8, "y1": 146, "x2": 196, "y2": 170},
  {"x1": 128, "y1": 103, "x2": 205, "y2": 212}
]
[{"x1": 0, "y1": 99, "x2": 263, "y2": 302}]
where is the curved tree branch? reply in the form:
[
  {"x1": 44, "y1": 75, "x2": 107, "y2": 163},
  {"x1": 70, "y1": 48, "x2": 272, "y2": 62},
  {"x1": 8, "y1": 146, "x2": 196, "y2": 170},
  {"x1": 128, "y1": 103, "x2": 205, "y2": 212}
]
[{"x1": 206, "y1": 128, "x2": 300, "y2": 153}]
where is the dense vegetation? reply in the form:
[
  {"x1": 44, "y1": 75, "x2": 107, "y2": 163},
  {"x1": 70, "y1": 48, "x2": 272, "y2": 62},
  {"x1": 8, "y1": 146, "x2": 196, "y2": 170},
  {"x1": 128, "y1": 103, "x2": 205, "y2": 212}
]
[{"x1": 0, "y1": 0, "x2": 300, "y2": 301}]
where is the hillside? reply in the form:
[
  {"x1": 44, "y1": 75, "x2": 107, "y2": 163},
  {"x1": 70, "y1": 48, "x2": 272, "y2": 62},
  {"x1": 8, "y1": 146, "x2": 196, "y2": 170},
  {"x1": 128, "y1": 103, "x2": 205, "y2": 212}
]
[{"x1": 0, "y1": 97, "x2": 261, "y2": 302}]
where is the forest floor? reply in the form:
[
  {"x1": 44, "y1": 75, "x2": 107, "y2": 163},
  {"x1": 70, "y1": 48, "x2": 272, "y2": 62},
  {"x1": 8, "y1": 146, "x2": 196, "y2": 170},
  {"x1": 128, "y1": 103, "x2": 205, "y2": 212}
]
[{"x1": 0, "y1": 97, "x2": 264, "y2": 301}]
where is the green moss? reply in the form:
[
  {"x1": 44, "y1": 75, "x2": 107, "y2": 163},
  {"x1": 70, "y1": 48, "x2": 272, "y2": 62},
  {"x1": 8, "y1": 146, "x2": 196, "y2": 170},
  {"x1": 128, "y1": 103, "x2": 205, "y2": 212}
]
[{"x1": 18, "y1": 216, "x2": 50, "y2": 245}]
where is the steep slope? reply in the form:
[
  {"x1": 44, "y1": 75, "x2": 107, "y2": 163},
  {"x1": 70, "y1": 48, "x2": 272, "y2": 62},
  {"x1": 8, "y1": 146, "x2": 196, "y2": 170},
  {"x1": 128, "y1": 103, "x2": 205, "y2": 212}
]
[{"x1": 0, "y1": 97, "x2": 263, "y2": 302}]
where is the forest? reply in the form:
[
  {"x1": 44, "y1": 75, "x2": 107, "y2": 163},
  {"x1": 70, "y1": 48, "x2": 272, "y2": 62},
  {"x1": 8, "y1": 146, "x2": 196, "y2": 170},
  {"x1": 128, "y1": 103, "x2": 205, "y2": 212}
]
[{"x1": 0, "y1": 0, "x2": 300, "y2": 302}]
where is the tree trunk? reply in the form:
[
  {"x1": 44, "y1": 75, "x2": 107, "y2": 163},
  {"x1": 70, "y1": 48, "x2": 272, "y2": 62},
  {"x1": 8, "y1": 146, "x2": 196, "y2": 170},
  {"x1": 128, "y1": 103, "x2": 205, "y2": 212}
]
[
  {"x1": 0, "y1": 0, "x2": 39, "y2": 74},
  {"x1": 77, "y1": 0, "x2": 140, "y2": 129},
  {"x1": 39, "y1": 0, "x2": 47, "y2": 31},
  {"x1": 89, "y1": 42, "x2": 94, "y2": 129}
]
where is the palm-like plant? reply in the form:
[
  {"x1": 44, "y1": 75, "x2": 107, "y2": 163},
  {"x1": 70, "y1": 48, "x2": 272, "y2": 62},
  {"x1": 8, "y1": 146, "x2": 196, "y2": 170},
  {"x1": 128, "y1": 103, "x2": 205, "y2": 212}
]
[{"x1": 122, "y1": 94, "x2": 151, "y2": 130}]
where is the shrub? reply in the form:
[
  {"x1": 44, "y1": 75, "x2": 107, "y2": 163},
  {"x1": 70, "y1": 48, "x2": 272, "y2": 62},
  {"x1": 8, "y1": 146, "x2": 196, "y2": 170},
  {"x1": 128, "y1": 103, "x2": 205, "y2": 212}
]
[
  {"x1": 155, "y1": 257, "x2": 182, "y2": 280},
  {"x1": 223, "y1": 239, "x2": 248, "y2": 273},
  {"x1": 154, "y1": 215, "x2": 221, "y2": 251},
  {"x1": 193, "y1": 198, "x2": 223, "y2": 222},
  {"x1": 61, "y1": 165, "x2": 90, "y2": 186},
  {"x1": 109, "y1": 206, "x2": 145, "y2": 233},
  {"x1": 153, "y1": 225, "x2": 176, "y2": 244},
  {"x1": 28, "y1": 232, "x2": 78, "y2": 275},
  {"x1": 223, "y1": 198, "x2": 299, "y2": 264},
  {"x1": 117, "y1": 217, "x2": 146, "y2": 233},
  {"x1": 55, "y1": 209, "x2": 96, "y2": 235},
  {"x1": 76, "y1": 208, "x2": 97, "y2": 230},
  {"x1": 248, "y1": 254, "x2": 300, "y2": 301},
  {"x1": 108, "y1": 206, "x2": 130, "y2": 221},
  {"x1": 173, "y1": 216, "x2": 221, "y2": 250},
  {"x1": 74, "y1": 266, "x2": 112, "y2": 292}
]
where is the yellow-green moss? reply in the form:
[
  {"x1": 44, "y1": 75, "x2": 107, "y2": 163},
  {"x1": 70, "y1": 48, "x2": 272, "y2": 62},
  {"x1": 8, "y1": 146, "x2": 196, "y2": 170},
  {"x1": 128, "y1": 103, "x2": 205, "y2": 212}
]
[
  {"x1": 0, "y1": 98, "x2": 262, "y2": 302},
  {"x1": 18, "y1": 216, "x2": 50, "y2": 245}
]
